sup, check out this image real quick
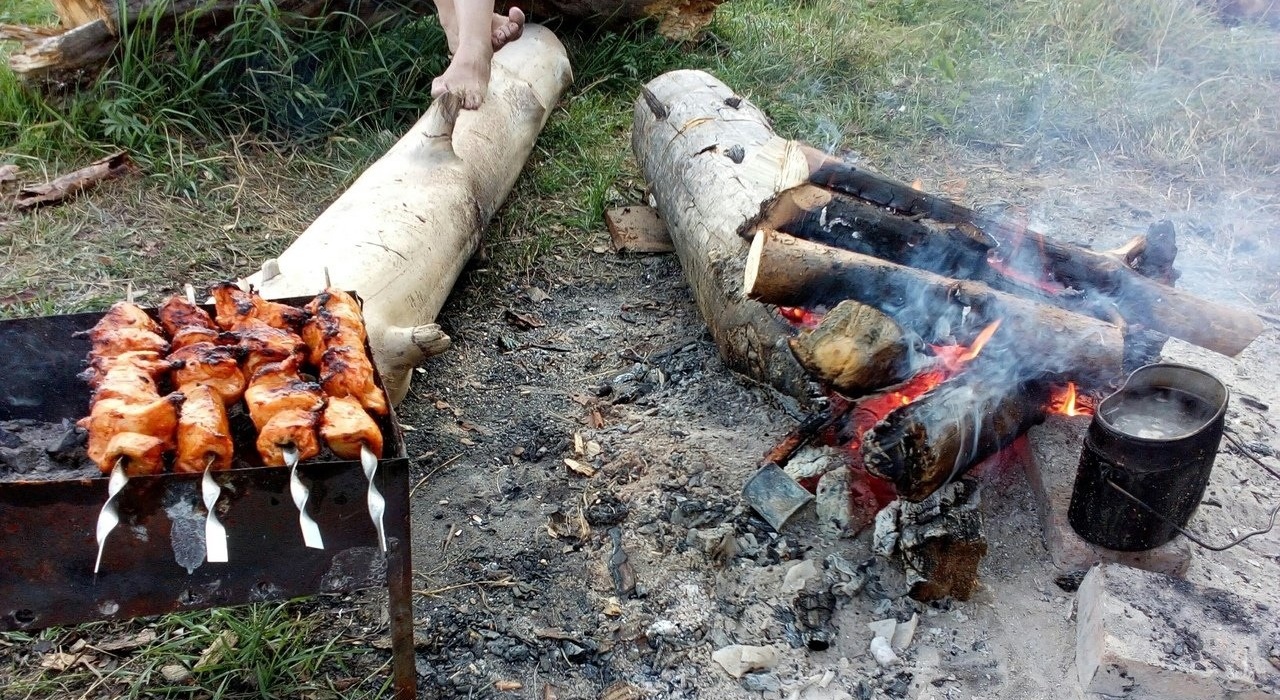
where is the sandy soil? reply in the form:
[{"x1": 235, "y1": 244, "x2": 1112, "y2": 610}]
[{"x1": 380, "y1": 146, "x2": 1280, "y2": 699}]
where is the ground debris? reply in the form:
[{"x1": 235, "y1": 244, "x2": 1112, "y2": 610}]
[
  {"x1": 711, "y1": 644, "x2": 780, "y2": 678},
  {"x1": 14, "y1": 152, "x2": 136, "y2": 211}
]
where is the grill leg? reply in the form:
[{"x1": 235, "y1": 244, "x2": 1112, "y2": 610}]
[{"x1": 387, "y1": 489, "x2": 416, "y2": 698}]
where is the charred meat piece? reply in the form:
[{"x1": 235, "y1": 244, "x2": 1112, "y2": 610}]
[
  {"x1": 86, "y1": 325, "x2": 170, "y2": 357},
  {"x1": 174, "y1": 384, "x2": 234, "y2": 473},
  {"x1": 235, "y1": 319, "x2": 308, "y2": 377},
  {"x1": 158, "y1": 295, "x2": 217, "y2": 336},
  {"x1": 96, "y1": 302, "x2": 163, "y2": 336},
  {"x1": 211, "y1": 282, "x2": 308, "y2": 331},
  {"x1": 244, "y1": 358, "x2": 325, "y2": 431},
  {"x1": 80, "y1": 350, "x2": 172, "y2": 395},
  {"x1": 320, "y1": 396, "x2": 384, "y2": 459},
  {"x1": 79, "y1": 393, "x2": 183, "y2": 475},
  {"x1": 170, "y1": 343, "x2": 246, "y2": 405},
  {"x1": 303, "y1": 288, "x2": 388, "y2": 416},
  {"x1": 256, "y1": 409, "x2": 322, "y2": 466},
  {"x1": 170, "y1": 325, "x2": 237, "y2": 351}
]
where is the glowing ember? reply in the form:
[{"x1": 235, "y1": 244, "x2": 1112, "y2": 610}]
[
  {"x1": 778, "y1": 306, "x2": 824, "y2": 329},
  {"x1": 1049, "y1": 382, "x2": 1093, "y2": 416}
]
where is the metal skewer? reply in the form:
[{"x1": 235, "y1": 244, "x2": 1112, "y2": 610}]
[
  {"x1": 202, "y1": 455, "x2": 229, "y2": 563},
  {"x1": 94, "y1": 457, "x2": 128, "y2": 574},
  {"x1": 283, "y1": 444, "x2": 324, "y2": 549},
  {"x1": 361, "y1": 444, "x2": 387, "y2": 553}
]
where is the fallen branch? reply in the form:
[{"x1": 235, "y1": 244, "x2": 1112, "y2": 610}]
[{"x1": 14, "y1": 151, "x2": 135, "y2": 210}]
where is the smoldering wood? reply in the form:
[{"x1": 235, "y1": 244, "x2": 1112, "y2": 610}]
[
  {"x1": 874, "y1": 479, "x2": 987, "y2": 602},
  {"x1": 788, "y1": 300, "x2": 914, "y2": 396},
  {"x1": 800, "y1": 146, "x2": 1264, "y2": 357},
  {"x1": 744, "y1": 229, "x2": 1126, "y2": 386},
  {"x1": 632, "y1": 69, "x2": 816, "y2": 404},
  {"x1": 860, "y1": 376, "x2": 1048, "y2": 501},
  {"x1": 756, "y1": 184, "x2": 994, "y2": 281}
]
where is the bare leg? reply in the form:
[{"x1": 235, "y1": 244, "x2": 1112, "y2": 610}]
[{"x1": 435, "y1": 0, "x2": 461, "y2": 53}]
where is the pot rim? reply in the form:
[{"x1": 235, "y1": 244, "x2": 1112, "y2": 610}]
[{"x1": 1093, "y1": 362, "x2": 1229, "y2": 444}]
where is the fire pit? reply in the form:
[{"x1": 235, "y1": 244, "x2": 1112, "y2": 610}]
[{"x1": 0, "y1": 300, "x2": 417, "y2": 699}]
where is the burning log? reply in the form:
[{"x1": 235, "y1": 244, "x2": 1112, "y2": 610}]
[
  {"x1": 860, "y1": 376, "x2": 1048, "y2": 501},
  {"x1": 800, "y1": 147, "x2": 1264, "y2": 357},
  {"x1": 241, "y1": 25, "x2": 571, "y2": 404},
  {"x1": 744, "y1": 228, "x2": 1125, "y2": 385}
]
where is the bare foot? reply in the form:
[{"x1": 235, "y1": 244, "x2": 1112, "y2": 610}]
[
  {"x1": 491, "y1": 7, "x2": 524, "y2": 50},
  {"x1": 431, "y1": 42, "x2": 493, "y2": 110}
]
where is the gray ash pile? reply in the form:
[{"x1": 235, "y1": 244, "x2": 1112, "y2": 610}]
[{"x1": 0, "y1": 418, "x2": 94, "y2": 481}]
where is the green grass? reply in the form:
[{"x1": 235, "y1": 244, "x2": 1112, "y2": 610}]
[{"x1": 2, "y1": 602, "x2": 390, "y2": 699}]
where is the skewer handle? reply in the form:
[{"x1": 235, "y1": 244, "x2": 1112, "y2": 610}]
[
  {"x1": 284, "y1": 446, "x2": 325, "y2": 549},
  {"x1": 202, "y1": 458, "x2": 229, "y2": 563},
  {"x1": 94, "y1": 459, "x2": 129, "y2": 574},
  {"x1": 361, "y1": 444, "x2": 388, "y2": 553}
]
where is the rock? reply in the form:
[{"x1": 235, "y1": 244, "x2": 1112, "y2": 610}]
[
  {"x1": 741, "y1": 671, "x2": 782, "y2": 692},
  {"x1": 711, "y1": 644, "x2": 780, "y2": 678},
  {"x1": 781, "y1": 559, "x2": 820, "y2": 594},
  {"x1": 890, "y1": 613, "x2": 918, "y2": 652},
  {"x1": 869, "y1": 636, "x2": 899, "y2": 667},
  {"x1": 160, "y1": 664, "x2": 192, "y2": 683},
  {"x1": 1076, "y1": 563, "x2": 1280, "y2": 699},
  {"x1": 867, "y1": 618, "x2": 897, "y2": 641}
]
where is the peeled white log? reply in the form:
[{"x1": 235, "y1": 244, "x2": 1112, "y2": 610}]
[{"x1": 243, "y1": 24, "x2": 572, "y2": 404}]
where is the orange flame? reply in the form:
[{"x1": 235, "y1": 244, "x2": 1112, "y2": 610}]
[
  {"x1": 778, "y1": 306, "x2": 824, "y2": 329},
  {"x1": 1049, "y1": 382, "x2": 1093, "y2": 416},
  {"x1": 931, "y1": 320, "x2": 1002, "y2": 373},
  {"x1": 986, "y1": 252, "x2": 1066, "y2": 296}
]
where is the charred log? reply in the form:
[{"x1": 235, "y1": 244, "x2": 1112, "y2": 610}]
[
  {"x1": 873, "y1": 479, "x2": 987, "y2": 602},
  {"x1": 860, "y1": 376, "x2": 1048, "y2": 501},
  {"x1": 744, "y1": 228, "x2": 1125, "y2": 386},
  {"x1": 800, "y1": 146, "x2": 1263, "y2": 357}
]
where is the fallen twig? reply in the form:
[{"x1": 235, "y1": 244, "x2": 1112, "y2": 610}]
[
  {"x1": 413, "y1": 577, "x2": 516, "y2": 598},
  {"x1": 15, "y1": 152, "x2": 136, "y2": 211}
]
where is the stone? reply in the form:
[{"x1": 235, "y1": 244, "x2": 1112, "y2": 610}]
[
  {"x1": 1076, "y1": 563, "x2": 1280, "y2": 699},
  {"x1": 869, "y1": 636, "x2": 899, "y2": 667},
  {"x1": 1026, "y1": 416, "x2": 1192, "y2": 577},
  {"x1": 712, "y1": 644, "x2": 780, "y2": 678},
  {"x1": 867, "y1": 618, "x2": 897, "y2": 641},
  {"x1": 890, "y1": 613, "x2": 918, "y2": 652},
  {"x1": 781, "y1": 559, "x2": 820, "y2": 594}
]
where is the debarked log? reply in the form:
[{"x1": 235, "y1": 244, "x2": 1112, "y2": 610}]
[
  {"x1": 788, "y1": 300, "x2": 914, "y2": 396},
  {"x1": 860, "y1": 376, "x2": 1048, "y2": 501},
  {"x1": 801, "y1": 147, "x2": 1264, "y2": 357},
  {"x1": 744, "y1": 228, "x2": 1125, "y2": 385}
]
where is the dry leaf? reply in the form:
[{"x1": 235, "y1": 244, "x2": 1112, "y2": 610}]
[
  {"x1": 564, "y1": 458, "x2": 596, "y2": 477},
  {"x1": 504, "y1": 308, "x2": 545, "y2": 330},
  {"x1": 495, "y1": 680, "x2": 523, "y2": 691},
  {"x1": 39, "y1": 651, "x2": 84, "y2": 672},
  {"x1": 194, "y1": 630, "x2": 237, "y2": 671},
  {"x1": 591, "y1": 410, "x2": 605, "y2": 429}
]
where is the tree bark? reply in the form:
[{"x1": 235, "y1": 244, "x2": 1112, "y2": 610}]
[
  {"x1": 801, "y1": 147, "x2": 1264, "y2": 357},
  {"x1": 745, "y1": 228, "x2": 1126, "y2": 386},
  {"x1": 631, "y1": 70, "x2": 818, "y2": 404},
  {"x1": 239, "y1": 24, "x2": 572, "y2": 404}
]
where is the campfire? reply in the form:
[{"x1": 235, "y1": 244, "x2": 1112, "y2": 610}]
[{"x1": 632, "y1": 70, "x2": 1264, "y2": 600}]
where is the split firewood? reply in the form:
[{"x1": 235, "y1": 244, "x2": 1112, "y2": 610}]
[
  {"x1": 745, "y1": 228, "x2": 1125, "y2": 386},
  {"x1": 788, "y1": 300, "x2": 914, "y2": 396},
  {"x1": 14, "y1": 151, "x2": 135, "y2": 211},
  {"x1": 800, "y1": 146, "x2": 1263, "y2": 356}
]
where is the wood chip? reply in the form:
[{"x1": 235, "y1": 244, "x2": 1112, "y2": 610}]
[
  {"x1": 15, "y1": 152, "x2": 136, "y2": 210},
  {"x1": 194, "y1": 630, "x2": 237, "y2": 671},
  {"x1": 605, "y1": 206, "x2": 675, "y2": 254},
  {"x1": 39, "y1": 651, "x2": 83, "y2": 672},
  {"x1": 564, "y1": 458, "x2": 596, "y2": 477},
  {"x1": 94, "y1": 628, "x2": 158, "y2": 652},
  {"x1": 573, "y1": 432, "x2": 585, "y2": 456},
  {"x1": 603, "y1": 596, "x2": 623, "y2": 617},
  {"x1": 160, "y1": 663, "x2": 192, "y2": 683},
  {"x1": 495, "y1": 680, "x2": 523, "y2": 691}
]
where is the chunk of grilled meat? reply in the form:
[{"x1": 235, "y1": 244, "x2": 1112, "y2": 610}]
[
  {"x1": 211, "y1": 282, "x2": 308, "y2": 331},
  {"x1": 244, "y1": 360, "x2": 325, "y2": 431},
  {"x1": 302, "y1": 288, "x2": 388, "y2": 415},
  {"x1": 79, "y1": 393, "x2": 183, "y2": 474},
  {"x1": 170, "y1": 343, "x2": 246, "y2": 404},
  {"x1": 170, "y1": 325, "x2": 237, "y2": 351},
  {"x1": 174, "y1": 384, "x2": 234, "y2": 473},
  {"x1": 158, "y1": 295, "x2": 217, "y2": 336},
  {"x1": 79, "y1": 350, "x2": 172, "y2": 396},
  {"x1": 234, "y1": 319, "x2": 308, "y2": 377},
  {"x1": 320, "y1": 396, "x2": 384, "y2": 460},
  {"x1": 256, "y1": 409, "x2": 322, "y2": 466},
  {"x1": 86, "y1": 325, "x2": 170, "y2": 358},
  {"x1": 101, "y1": 433, "x2": 169, "y2": 476},
  {"x1": 96, "y1": 302, "x2": 164, "y2": 335}
]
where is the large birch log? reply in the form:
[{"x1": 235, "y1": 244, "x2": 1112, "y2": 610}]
[
  {"x1": 631, "y1": 70, "x2": 818, "y2": 403},
  {"x1": 239, "y1": 24, "x2": 571, "y2": 404},
  {"x1": 744, "y1": 228, "x2": 1125, "y2": 386}
]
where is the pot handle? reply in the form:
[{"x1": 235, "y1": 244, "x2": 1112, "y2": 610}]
[{"x1": 1104, "y1": 430, "x2": 1280, "y2": 552}]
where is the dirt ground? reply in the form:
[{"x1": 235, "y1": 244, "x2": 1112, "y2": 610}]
[{"x1": 366, "y1": 143, "x2": 1280, "y2": 699}]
